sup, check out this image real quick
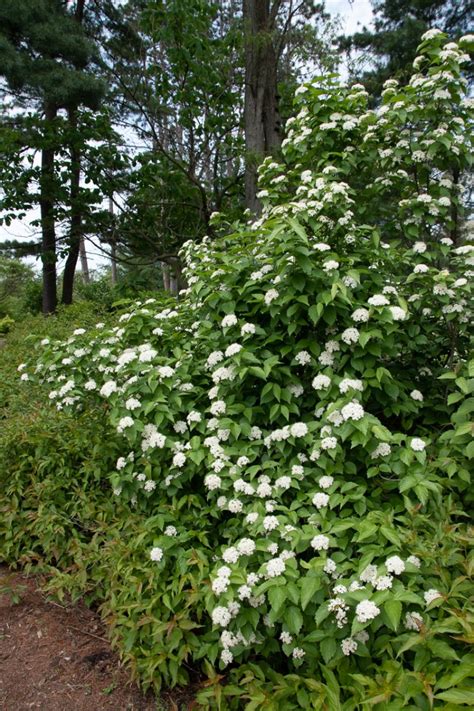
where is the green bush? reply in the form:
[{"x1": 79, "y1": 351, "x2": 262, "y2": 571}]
[
  {"x1": 0, "y1": 256, "x2": 42, "y2": 320},
  {"x1": 0, "y1": 315, "x2": 15, "y2": 334},
  {"x1": 2, "y1": 31, "x2": 474, "y2": 709}
]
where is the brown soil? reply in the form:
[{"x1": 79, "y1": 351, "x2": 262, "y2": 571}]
[{"x1": 0, "y1": 566, "x2": 180, "y2": 711}]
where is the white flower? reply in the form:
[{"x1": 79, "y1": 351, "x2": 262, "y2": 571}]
[
  {"x1": 292, "y1": 647, "x2": 306, "y2": 660},
  {"x1": 144, "y1": 480, "x2": 156, "y2": 492},
  {"x1": 237, "y1": 538, "x2": 256, "y2": 556},
  {"x1": 228, "y1": 499, "x2": 243, "y2": 513},
  {"x1": 238, "y1": 584, "x2": 252, "y2": 600},
  {"x1": 319, "y1": 475, "x2": 334, "y2": 489},
  {"x1": 413, "y1": 241, "x2": 427, "y2": 253},
  {"x1": 210, "y1": 400, "x2": 226, "y2": 417},
  {"x1": 295, "y1": 350, "x2": 312, "y2": 365},
  {"x1": 318, "y1": 351, "x2": 334, "y2": 366},
  {"x1": 249, "y1": 426, "x2": 262, "y2": 440},
  {"x1": 125, "y1": 397, "x2": 141, "y2": 411},
  {"x1": 263, "y1": 515, "x2": 279, "y2": 531},
  {"x1": 266, "y1": 557, "x2": 286, "y2": 578},
  {"x1": 421, "y1": 28, "x2": 443, "y2": 40},
  {"x1": 100, "y1": 380, "x2": 118, "y2": 397},
  {"x1": 187, "y1": 410, "x2": 202, "y2": 424},
  {"x1": 407, "y1": 555, "x2": 421, "y2": 568},
  {"x1": 368, "y1": 294, "x2": 389, "y2": 306},
  {"x1": 373, "y1": 575, "x2": 393, "y2": 591},
  {"x1": 356, "y1": 600, "x2": 381, "y2": 623},
  {"x1": 241, "y1": 323, "x2": 256, "y2": 335},
  {"x1": 264, "y1": 288, "x2": 279, "y2": 305},
  {"x1": 222, "y1": 547, "x2": 240, "y2": 564},
  {"x1": 341, "y1": 637, "x2": 358, "y2": 656},
  {"x1": 150, "y1": 547, "x2": 163, "y2": 562},
  {"x1": 323, "y1": 260, "x2": 339, "y2": 271},
  {"x1": 405, "y1": 612, "x2": 423, "y2": 631},
  {"x1": 413, "y1": 264, "x2": 429, "y2": 274},
  {"x1": 424, "y1": 589, "x2": 442, "y2": 605},
  {"x1": 164, "y1": 526, "x2": 177, "y2": 536},
  {"x1": 410, "y1": 437, "x2": 426, "y2": 452},
  {"x1": 454, "y1": 245, "x2": 474, "y2": 255},
  {"x1": 312, "y1": 492, "x2": 329, "y2": 509},
  {"x1": 246, "y1": 512, "x2": 259, "y2": 524},
  {"x1": 371, "y1": 442, "x2": 391, "y2": 458},
  {"x1": 221, "y1": 649, "x2": 233, "y2": 665},
  {"x1": 221, "y1": 314, "x2": 238, "y2": 328},
  {"x1": 352, "y1": 308, "x2": 370, "y2": 322},
  {"x1": 389, "y1": 306, "x2": 407, "y2": 321},
  {"x1": 410, "y1": 390, "x2": 423, "y2": 402},
  {"x1": 386, "y1": 556, "x2": 405, "y2": 575},
  {"x1": 290, "y1": 422, "x2": 308, "y2": 438},
  {"x1": 205, "y1": 474, "x2": 222, "y2": 490},
  {"x1": 341, "y1": 402, "x2": 365, "y2": 421},
  {"x1": 311, "y1": 534, "x2": 330, "y2": 550},
  {"x1": 141, "y1": 424, "x2": 166, "y2": 450},
  {"x1": 321, "y1": 436, "x2": 337, "y2": 450},
  {"x1": 312, "y1": 374, "x2": 331, "y2": 390},
  {"x1": 172, "y1": 452, "x2": 186, "y2": 468},
  {"x1": 324, "y1": 558, "x2": 337, "y2": 575},
  {"x1": 207, "y1": 351, "x2": 224, "y2": 368},
  {"x1": 158, "y1": 365, "x2": 175, "y2": 378},
  {"x1": 117, "y1": 416, "x2": 134, "y2": 433},
  {"x1": 139, "y1": 348, "x2": 157, "y2": 362},
  {"x1": 85, "y1": 380, "x2": 97, "y2": 391},
  {"x1": 280, "y1": 631, "x2": 293, "y2": 644},
  {"x1": 341, "y1": 327, "x2": 359, "y2": 344},
  {"x1": 211, "y1": 606, "x2": 232, "y2": 627},
  {"x1": 225, "y1": 343, "x2": 242, "y2": 357},
  {"x1": 73, "y1": 328, "x2": 86, "y2": 336},
  {"x1": 313, "y1": 242, "x2": 331, "y2": 251},
  {"x1": 275, "y1": 476, "x2": 292, "y2": 489},
  {"x1": 339, "y1": 378, "x2": 363, "y2": 394},
  {"x1": 212, "y1": 366, "x2": 235, "y2": 384},
  {"x1": 360, "y1": 564, "x2": 378, "y2": 583}
]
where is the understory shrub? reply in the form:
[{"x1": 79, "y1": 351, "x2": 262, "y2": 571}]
[{"x1": 4, "y1": 31, "x2": 474, "y2": 709}]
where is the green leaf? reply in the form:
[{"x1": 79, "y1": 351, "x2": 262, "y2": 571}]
[
  {"x1": 384, "y1": 600, "x2": 402, "y2": 631},
  {"x1": 285, "y1": 605, "x2": 304, "y2": 634},
  {"x1": 435, "y1": 688, "x2": 474, "y2": 705},
  {"x1": 268, "y1": 585, "x2": 286, "y2": 614},
  {"x1": 320, "y1": 636, "x2": 337, "y2": 664},
  {"x1": 300, "y1": 575, "x2": 321, "y2": 611}
]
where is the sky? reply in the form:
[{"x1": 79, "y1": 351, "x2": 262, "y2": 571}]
[
  {"x1": 326, "y1": 0, "x2": 373, "y2": 35},
  {"x1": 0, "y1": 0, "x2": 374, "y2": 272}
]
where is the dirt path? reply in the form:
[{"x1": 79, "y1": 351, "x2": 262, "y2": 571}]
[{"x1": 0, "y1": 567, "x2": 169, "y2": 710}]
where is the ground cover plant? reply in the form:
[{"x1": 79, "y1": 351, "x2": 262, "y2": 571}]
[{"x1": 3, "y1": 31, "x2": 474, "y2": 709}]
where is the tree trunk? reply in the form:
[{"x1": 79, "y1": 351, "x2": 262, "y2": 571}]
[
  {"x1": 62, "y1": 107, "x2": 81, "y2": 305},
  {"x1": 243, "y1": 0, "x2": 282, "y2": 213},
  {"x1": 111, "y1": 243, "x2": 118, "y2": 285},
  {"x1": 62, "y1": 1, "x2": 87, "y2": 304},
  {"x1": 40, "y1": 103, "x2": 58, "y2": 314},
  {"x1": 162, "y1": 263, "x2": 171, "y2": 291},
  {"x1": 79, "y1": 236, "x2": 90, "y2": 283},
  {"x1": 109, "y1": 196, "x2": 118, "y2": 285}
]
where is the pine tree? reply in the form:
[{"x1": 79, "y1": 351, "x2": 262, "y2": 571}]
[
  {"x1": 0, "y1": 0, "x2": 104, "y2": 313},
  {"x1": 342, "y1": 0, "x2": 472, "y2": 98}
]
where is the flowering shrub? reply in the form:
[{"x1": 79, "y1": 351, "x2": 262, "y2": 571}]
[{"x1": 17, "y1": 31, "x2": 474, "y2": 707}]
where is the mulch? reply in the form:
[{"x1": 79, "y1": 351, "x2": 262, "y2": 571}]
[{"x1": 0, "y1": 566, "x2": 188, "y2": 710}]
